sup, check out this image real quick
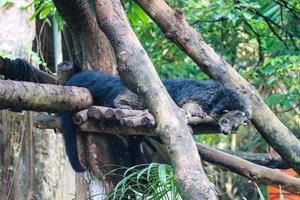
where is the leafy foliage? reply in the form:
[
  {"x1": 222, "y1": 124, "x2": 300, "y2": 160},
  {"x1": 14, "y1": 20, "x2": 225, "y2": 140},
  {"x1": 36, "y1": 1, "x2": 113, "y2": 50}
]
[
  {"x1": 105, "y1": 163, "x2": 180, "y2": 200},
  {"x1": 125, "y1": 0, "x2": 299, "y2": 199},
  {"x1": 22, "y1": 0, "x2": 63, "y2": 31},
  {"x1": 0, "y1": 0, "x2": 13, "y2": 8}
]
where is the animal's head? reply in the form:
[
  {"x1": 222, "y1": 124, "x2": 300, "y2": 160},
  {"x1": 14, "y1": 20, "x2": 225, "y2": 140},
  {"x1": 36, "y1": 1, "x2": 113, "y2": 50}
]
[{"x1": 218, "y1": 110, "x2": 250, "y2": 134}]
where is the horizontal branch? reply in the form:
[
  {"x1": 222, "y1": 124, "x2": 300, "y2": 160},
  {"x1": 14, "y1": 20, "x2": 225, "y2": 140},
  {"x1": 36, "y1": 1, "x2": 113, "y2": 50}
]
[
  {"x1": 34, "y1": 113, "x2": 61, "y2": 129},
  {"x1": 0, "y1": 80, "x2": 93, "y2": 113},
  {"x1": 0, "y1": 79, "x2": 221, "y2": 132},
  {"x1": 32, "y1": 107, "x2": 221, "y2": 134},
  {"x1": 32, "y1": 111, "x2": 298, "y2": 192}
]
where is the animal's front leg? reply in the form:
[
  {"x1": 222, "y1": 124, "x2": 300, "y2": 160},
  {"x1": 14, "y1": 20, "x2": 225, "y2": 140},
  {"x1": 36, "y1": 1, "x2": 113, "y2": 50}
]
[
  {"x1": 180, "y1": 101, "x2": 207, "y2": 118},
  {"x1": 113, "y1": 90, "x2": 145, "y2": 110}
]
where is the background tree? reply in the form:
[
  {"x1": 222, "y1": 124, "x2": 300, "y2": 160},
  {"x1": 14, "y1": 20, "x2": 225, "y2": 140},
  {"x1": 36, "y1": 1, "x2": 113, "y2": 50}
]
[{"x1": 0, "y1": 1, "x2": 76, "y2": 199}]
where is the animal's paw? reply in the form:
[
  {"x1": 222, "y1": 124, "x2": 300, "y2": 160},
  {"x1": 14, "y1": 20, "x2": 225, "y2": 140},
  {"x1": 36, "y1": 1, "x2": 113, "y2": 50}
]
[
  {"x1": 114, "y1": 104, "x2": 133, "y2": 110},
  {"x1": 193, "y1": 111, "x2": 207, "y2": 119},
  {"x1": 181, "y1": 101, "x2": 207, "y2": 119}
]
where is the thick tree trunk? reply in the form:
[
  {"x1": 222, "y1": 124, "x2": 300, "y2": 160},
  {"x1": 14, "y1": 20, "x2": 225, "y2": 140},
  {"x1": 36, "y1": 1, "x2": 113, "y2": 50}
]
[
  {"x1": 135, "y1": 0, "x2": 300, "y2": 174},
  {"x1": 0, "y1": 2, "x2": 75, "y2": 199},
  {"x1": 53, "y1": 0, "x2": 116, "y2": 72},
  {"x1": 94, "y1": 1, "x2": 217, "y2": 199},
  {"x1": 53, "y1": 1, "x2": 132, "y2": 198}
]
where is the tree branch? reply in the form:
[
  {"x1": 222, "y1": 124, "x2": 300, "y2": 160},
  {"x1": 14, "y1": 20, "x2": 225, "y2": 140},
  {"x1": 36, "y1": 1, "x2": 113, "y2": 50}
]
[
  {"x1": 94, "y1": 0, "x2": 217, "y2": 199},
  {"x1": 0, "y1": 80, "x2": 220, "y2": 133},
  {"x1": 196, "y1": 143, "x2": 300, "y2": 194},
  {"x1": 135, "y1": 0, "x2": 300, "y2": 174},
  {"x1": 31, "y1": 111, "x2": 299, "y2": 193},
  {"x1": 0, "y1": 80, "x2": 92, "y2": 113},
  {"x1": 233, "y1": 151, "x2": 290, "y2": 169}
]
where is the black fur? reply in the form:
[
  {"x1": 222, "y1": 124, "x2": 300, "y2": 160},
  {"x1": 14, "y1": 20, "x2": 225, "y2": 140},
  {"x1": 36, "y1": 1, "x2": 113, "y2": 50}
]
[{"x1": 61, "y1": 71, "x2": 251, "y2": 172}]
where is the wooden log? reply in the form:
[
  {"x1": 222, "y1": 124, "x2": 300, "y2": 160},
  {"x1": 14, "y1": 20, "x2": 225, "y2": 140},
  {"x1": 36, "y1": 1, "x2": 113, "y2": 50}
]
[
  {"x1": 73, "y1": 110, "x2": 88, "y2": 125},
  {"x1": 0, "y1": 80, "x2": 93, "y2": 113},
  {"x1": 115, "y1": 108, "x2": 147, "y2": 120},
  {"x1": 87, "y1": 106, "x2": 104, "y2": 119},
  {"x1": 87, "y1": 106, "x2": 115, "y2": 119},
  {"x1": 120, "y1": 116, "x2": 145, "y2": 127},
  {"x1": 33, "y1": 113, "x2": 61, "y2": 129}
]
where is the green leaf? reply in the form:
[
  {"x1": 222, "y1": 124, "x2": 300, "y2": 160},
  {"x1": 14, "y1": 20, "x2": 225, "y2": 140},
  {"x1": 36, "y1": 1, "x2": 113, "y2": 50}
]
[
  {"x1": 158, "y1": 164, "x2": 167, "y2": 184},
  {"x1": 242, "y1": 12, "x2": 252, "y2": 20},
  {"x1": 266, "y1": 75, "x2": 277, "y2": 85},
  {"x1": 127, "y1": 12, "x2": 138, "y2": 26},
  {"x1": 21, "y1": 0, "x2": 35, "y2": 10},
  {"x1": 262, "y1": 65, "x2": 276, "y2": 74},
  {"x1": 255, "y1": 184, "x2": 266, "y2": 200},
  {"x1": 132, "y1": 3, "x2": 148, "y2": 24},
  {"x1": 0, "y1": 0, "x2": 13, "y2": 9},
  {"x1": 265, "y1": 94, "x2": 286, "y2": 106},
  {"x1": 54, "y1": 10, "x2": 64, "y2": 31},
  {"x1": 39, "y1": 5, "x2": 52, "y2": 19}
]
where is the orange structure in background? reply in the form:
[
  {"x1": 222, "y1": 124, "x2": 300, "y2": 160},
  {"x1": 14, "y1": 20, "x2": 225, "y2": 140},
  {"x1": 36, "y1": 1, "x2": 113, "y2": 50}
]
[{"x1": 268, "y1": 168, "x2": 300, "y2": 200}]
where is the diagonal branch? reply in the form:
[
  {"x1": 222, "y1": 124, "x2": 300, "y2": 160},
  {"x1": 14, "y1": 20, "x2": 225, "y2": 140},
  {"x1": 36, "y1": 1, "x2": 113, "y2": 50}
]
[
  {"x1": 135, "y1": 0, "x2": 300, "y2": 174},
  {"x1": 94, "y1": 0, "x2": 218, "y2": 199},
  {"x1": 196, "y1": 143, "x2": 300, "y2": 194}
]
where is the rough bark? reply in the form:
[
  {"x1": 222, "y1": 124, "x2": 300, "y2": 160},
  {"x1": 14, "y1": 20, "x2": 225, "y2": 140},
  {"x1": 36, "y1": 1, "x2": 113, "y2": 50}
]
[
  {"x1": 52, "y1": 0, "x2": 116, "y2": 72},
  {"x1": 233, "y1": 152, "x2": 290, "y2": 169},
  {"x1": 135, "y1": 0, "x2": 300, "y2": 174},
  {"x1": 53, "y1": 1, "x2": 133, "y2": 197},
  {"x1": 94, "y1": 1, "x2": 217, "y2": 199},
  {"x1": 0, "y1": 80, "x2": 93, "y2": 113},
  {"x1": 80, "y1": 117, "x2": 219, "y2": 135},
  {"x1": 196, "y1": 143, "x2": 300, "y2": 194}
]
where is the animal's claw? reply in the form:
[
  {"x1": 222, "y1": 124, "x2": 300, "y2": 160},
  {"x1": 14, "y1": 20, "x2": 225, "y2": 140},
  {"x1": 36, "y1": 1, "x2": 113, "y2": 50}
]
[{"x1": 191, "y1": 111, "x2": 207, "y2": 119}]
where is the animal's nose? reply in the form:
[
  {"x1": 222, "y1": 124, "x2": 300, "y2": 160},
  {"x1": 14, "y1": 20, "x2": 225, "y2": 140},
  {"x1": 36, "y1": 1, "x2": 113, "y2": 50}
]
[{"x1": 222, "y1": 129, "x2": 229, "y2": 135}]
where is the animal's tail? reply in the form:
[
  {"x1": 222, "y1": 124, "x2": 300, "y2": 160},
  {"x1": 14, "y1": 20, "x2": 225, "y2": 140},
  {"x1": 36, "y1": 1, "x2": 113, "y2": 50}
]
[
  {"x1": 61, "y1": 111, "x2": 86, "y2": 172},
  {"x1": 60, "y1": 71, "x2": 119, "y2": 172}
]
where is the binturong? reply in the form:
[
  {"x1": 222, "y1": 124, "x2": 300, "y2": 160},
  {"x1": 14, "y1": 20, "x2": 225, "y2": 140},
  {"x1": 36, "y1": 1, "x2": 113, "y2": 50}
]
[{"x1": 61, "y1": 71, "x2": 252, "y2": 172}]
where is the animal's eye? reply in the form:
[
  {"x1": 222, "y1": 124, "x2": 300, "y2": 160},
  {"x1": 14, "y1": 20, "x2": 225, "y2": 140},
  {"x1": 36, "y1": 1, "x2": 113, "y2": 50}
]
[
  {"x1": 220, "y1": 118, "x2": 228, "y2": 124},
  {"x1": 234, "y1": 112, "x2": 242, "y2": 117}
]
